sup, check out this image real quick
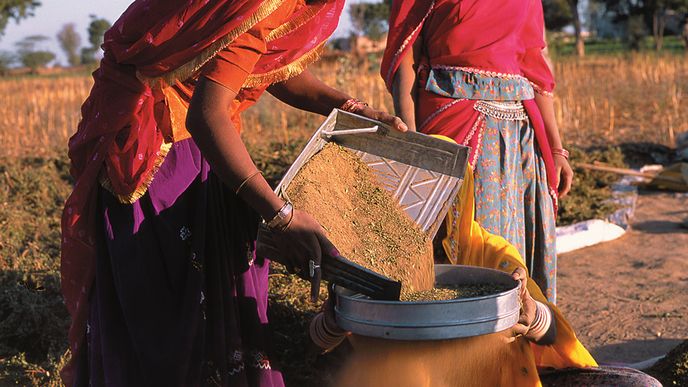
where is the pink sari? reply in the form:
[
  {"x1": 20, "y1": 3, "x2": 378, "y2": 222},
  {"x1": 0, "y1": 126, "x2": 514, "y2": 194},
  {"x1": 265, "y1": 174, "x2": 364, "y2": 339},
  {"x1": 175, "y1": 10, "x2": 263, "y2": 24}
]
[
  {"x1": 382, "y1": 0, "x2": 562, "y2": 302},
  {"x1": 380, "y1": 0, "x2": 558, "y2": 204}
]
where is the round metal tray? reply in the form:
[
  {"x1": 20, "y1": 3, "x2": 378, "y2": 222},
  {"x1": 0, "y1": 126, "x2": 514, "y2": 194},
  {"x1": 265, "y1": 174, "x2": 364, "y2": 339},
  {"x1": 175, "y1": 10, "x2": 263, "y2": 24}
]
[{"x1": 334, "y1": 264, "x2": 520, "y2": 340}]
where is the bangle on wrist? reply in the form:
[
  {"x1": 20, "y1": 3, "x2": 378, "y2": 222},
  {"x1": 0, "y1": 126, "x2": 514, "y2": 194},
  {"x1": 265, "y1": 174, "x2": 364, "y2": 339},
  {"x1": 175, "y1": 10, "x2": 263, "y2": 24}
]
[
  {"x1": 340, "y1": 98, "x2": 368, "y2": 113},
  {"x1": 526, "y1": 301, "x2": 553, "y2": 342},
  {"x1": 265, "y1": 201, "x2": 293, "y2": 231},
  {"x1": 235, "y1": 170, "x2": 262, "y2": 195},
  {"x1": 551, "y1": 148, "x2": 570, "y2": 160},
  {"x1": 309, "y1": 313, "x2": 346, "y2": 352}
]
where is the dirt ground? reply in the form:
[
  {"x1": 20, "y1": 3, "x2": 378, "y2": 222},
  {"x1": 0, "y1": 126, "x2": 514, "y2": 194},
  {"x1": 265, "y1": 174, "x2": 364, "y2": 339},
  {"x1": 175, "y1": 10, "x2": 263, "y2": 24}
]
[{"x1": 558, "y1": 190, "x2": 688, "y2": 365}]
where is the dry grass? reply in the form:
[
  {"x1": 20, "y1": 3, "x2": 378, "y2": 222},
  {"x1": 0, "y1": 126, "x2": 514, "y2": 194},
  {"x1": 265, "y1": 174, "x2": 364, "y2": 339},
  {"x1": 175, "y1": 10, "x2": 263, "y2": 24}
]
[
  {"x1": 0, "y1": 76, "x2": 92, "y2": 157},
  {"x1": 0, "y1": 54, "x2": 685, "y2": 159},
  {"x1": 553, "y1": 54, "x2": 687, "y2": 147}
]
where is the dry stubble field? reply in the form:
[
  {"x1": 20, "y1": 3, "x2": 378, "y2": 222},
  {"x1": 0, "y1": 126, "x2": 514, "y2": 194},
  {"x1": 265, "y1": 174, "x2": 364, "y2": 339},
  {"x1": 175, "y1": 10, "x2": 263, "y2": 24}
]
[
  {"x1": 0, "y1": 53, "x2": 686, "y2": 385},
  {"x1": 0, "y1": 54, "x2": 686, "y2": 158}
]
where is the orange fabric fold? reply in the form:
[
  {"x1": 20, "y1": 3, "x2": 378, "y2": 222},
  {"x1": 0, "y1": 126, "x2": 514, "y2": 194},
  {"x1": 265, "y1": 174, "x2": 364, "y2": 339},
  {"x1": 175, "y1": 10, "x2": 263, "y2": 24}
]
[{"x1": 442, "y1": 165, "x2": 597, "y2": 371}]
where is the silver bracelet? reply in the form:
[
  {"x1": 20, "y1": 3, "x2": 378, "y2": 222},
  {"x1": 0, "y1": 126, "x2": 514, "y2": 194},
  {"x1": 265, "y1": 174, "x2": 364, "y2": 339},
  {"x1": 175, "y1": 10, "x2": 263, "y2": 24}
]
[
  {"x1": 526, "y1": 301, "x2": 552, "y2": 342},
  {"x1": 265, "y1": 201, "x2": 293, "y2": 231}
]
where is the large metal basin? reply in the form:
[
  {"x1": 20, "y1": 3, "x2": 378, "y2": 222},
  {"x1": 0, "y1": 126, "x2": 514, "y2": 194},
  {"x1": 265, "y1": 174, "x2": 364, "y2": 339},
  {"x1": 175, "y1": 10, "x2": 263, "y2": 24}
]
[{"x1": 335, "y1": 264, "x2": 520, "y2": 340}]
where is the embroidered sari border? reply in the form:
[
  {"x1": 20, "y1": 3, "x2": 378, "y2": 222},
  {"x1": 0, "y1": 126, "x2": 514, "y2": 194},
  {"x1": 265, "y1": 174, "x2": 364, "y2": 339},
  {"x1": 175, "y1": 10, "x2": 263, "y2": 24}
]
[
  {"x1": 242, "y1": 41, "x2": 325, "y2": 88},
  {"x1": 99, "y1": 141, "x2": 173, "y2": 204},
  {"x1": 265, "y1": 0, "x2": 323, "y2": 42},
  {"x1": 137, "y1": 0, "x2": 284, "y2": 88},
  {"x1": 384, "y1": 1, "x2": 435, "y2": 88}
]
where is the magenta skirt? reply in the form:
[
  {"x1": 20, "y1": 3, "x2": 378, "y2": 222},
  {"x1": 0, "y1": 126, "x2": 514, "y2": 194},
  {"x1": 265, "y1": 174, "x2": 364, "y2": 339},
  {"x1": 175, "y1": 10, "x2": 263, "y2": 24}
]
[{"x1": 74, "y1": 139, "x2": 284, "y2": 387}]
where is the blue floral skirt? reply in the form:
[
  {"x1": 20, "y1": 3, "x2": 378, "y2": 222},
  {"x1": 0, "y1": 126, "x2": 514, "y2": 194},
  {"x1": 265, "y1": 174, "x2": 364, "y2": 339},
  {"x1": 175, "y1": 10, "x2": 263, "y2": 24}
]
[{"x1": 472, "y1": 102, "x2": 557, "y2": 303}]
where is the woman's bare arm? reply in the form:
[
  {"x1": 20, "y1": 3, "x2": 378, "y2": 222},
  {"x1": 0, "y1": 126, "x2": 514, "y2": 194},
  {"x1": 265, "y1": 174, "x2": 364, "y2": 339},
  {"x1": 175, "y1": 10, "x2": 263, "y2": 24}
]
[
  {"x1": 187, "y1": 77, "x2": 334, "y2": 301},
  {"x1": 267, "y1": 70, "x2": 407, "y2": 131},
  {"x1": 392, "y1": 36, "x2": 422, "y2": 131},
  {"x1": 187, "y1": 78, "x2": 283, "y2": 219},
  {"x1": 534, "y1": 93, "x2": 562, "y2": 150},
  {"x1": 534, "y1": 92, "x2": 573, "y2": 197},
  {"x1": 267, "y1": 70, "x2": 349, "y2": 116}
]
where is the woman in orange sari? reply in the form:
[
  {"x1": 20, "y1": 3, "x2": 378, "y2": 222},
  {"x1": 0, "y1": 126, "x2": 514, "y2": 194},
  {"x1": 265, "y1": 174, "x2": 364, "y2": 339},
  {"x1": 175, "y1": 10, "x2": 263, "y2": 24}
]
[
  {"x1": 61, "y1": 1, "x2": 406, "y2": 386},
  {"x1": 381, "y1": 0, "x2": 571, "y2": 304}
]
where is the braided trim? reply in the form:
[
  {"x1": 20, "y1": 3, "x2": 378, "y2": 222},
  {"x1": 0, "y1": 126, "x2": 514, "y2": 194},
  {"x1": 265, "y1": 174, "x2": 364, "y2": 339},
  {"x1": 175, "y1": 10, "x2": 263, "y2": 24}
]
[
  {"x1": 137, "y1": 0, "x2": 284, "y2": 88},
  {"x1": 99, "y1": 140, "x2": 173, "y2": 204},
  {"x1": 530, "y1": 81, "x2": 554, "y2": 97},
  {"x1": 242, "y1": 41, "x2": 325, "y2": 88},
  {"x1": 384, "y1": 1, "x2": 435, "y2": 86},
  {"x1": 474, "y1": 101, "x2": 528, "y2": 121}
]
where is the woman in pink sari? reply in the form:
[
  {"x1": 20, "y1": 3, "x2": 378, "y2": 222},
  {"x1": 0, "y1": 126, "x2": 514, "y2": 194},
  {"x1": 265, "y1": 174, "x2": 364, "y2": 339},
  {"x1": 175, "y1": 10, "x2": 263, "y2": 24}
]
[{"x1": 382, "y1": 0, "x2": 573, "y2": 303}]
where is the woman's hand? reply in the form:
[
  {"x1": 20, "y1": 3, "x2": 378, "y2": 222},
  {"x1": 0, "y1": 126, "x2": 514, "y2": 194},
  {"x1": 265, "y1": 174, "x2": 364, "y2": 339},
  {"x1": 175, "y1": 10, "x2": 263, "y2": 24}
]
[
  {"x1": 511, "y1": 267, "x2": 537, "y2": 337},
  {"x1": 355, "y1": 104, "x2": 409, "y2": 133},
  {"x1": 554, "y1": 154, "x2": 573, "y2": 198},
  {"x1": 256, "y1": 209, "x2": 336, "y2": 302}
]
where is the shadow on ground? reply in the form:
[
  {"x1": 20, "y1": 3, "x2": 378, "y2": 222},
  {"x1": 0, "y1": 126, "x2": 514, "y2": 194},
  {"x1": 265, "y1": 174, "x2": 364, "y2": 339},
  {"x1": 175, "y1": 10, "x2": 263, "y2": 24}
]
[
  {"x1": 592, "y1": 338, "x2": 684, "y2": 365},
  {"x1": 633, "y1": 220, "x2": 687, "y2": 234}
]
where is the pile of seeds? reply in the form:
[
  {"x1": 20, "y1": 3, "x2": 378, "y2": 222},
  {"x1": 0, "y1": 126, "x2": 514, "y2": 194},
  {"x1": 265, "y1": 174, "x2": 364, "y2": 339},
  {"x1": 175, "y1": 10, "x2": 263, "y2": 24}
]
[
  {"x1": 400, "y1": 284, "x2": 510, "y2": 302},
  {"x1": 286, "y1": 143, "x2": 434, "y2": 293},
  {"x1": 648, "y1": 339, "x2": 688, "y2": 386}
]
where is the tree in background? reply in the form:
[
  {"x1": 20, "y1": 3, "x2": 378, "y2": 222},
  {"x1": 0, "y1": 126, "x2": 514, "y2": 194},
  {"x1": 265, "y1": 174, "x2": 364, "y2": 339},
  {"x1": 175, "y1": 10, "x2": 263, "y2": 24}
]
[
  {"x1": 543, "y1": 0, "x2": 586, "y2": 56},
  {"x1": 81, "y1": 15, "x2": 111, "y2": 65},
  {"x1": 349, "y1": 0, "x2": 391, "y2": 40},
  {"x1": 647, "y1": 0, "x2": 688, "y2": 50},
  {"x1": 15, "y1": 34, "x2": 54, "y2": 73},
  {"x1": 569, "y1": 0, "x2": 586, "y2": 56},
  {"x1": 544, "y1": 0, "x2": 574, "y2": 30},
  {"x1": 0, "y1": 50, "x2": 14, "y2": 75},
  {"x1": 602, "y1": 0, "x2": 646, "y2": 49},
  {"x1": 0, "y1": 0, "x2": 40, "y2": 38},
  {"x1": 605, "y1": 0, "x2": 688, "y2": 51},
  {"x1": 628, "y1": 14, "x2": 648, "y2": 50},
  {"x1": 57, "y1": 23, "x2": 81, "y2": 67}
]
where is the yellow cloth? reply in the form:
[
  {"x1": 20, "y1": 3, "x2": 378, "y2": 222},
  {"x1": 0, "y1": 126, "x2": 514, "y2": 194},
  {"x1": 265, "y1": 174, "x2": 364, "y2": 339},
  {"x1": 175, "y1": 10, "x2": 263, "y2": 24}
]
[
  {"x1": 442, "y1": 163, "x2": 598, "y2": 371},
  {"x1": 335, "y1": 150, "x2": 596, "y2": 387}
]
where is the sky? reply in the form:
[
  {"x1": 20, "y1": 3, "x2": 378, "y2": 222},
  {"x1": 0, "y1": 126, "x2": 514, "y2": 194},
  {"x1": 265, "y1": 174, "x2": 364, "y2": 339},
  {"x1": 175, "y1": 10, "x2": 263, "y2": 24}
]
[{"x1": 0, "y1": 0, "x2": 359, "y2": 65}]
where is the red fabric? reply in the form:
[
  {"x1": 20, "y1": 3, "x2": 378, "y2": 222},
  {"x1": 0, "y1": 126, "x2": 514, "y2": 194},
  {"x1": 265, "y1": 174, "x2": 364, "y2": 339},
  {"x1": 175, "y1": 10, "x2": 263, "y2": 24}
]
[
  {"x1": 381, "y1": 0, "x2": 555, "y2": 92},
  {"x1": 61, "y1": 0, "x2": 343, "y2": 383},
  {"x1": 380, "y1": 0, "x2": 433, "y2": 92},
  {"x1": 381, "y1": 0, "x2": 558, "y2": 204},
  {"x1": 254, "y1": 0, "x2": 345, "y2": 76}
]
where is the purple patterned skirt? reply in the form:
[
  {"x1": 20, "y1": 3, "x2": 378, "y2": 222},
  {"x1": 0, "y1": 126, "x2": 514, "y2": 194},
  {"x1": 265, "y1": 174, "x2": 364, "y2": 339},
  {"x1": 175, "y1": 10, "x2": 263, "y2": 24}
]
[{"x1": 74, "y1": 139, "x2": 285, "y2": 386}]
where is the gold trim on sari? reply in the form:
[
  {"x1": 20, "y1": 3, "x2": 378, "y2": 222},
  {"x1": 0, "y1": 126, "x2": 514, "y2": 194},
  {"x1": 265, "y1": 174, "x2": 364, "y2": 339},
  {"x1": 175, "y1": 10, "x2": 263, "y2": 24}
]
[
  {"x1": 265, "y1": 1, "x2": 321, "y2": 42},
  {"x1": 137, "y1": 0, "x2": 285, "y2": 88},
  {"x1": 99, "y1": 141, "x2": 173, "y2": 204},
  {"x1": 242, "y1": 41, "x2": 325, "y2": 88}
]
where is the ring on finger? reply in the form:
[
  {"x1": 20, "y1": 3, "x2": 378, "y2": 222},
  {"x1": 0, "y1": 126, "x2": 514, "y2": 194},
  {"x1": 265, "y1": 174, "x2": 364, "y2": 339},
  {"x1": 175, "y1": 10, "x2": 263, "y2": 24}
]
[{"x1": 309, "y1": 259, "x2": 321, "y2": 278}]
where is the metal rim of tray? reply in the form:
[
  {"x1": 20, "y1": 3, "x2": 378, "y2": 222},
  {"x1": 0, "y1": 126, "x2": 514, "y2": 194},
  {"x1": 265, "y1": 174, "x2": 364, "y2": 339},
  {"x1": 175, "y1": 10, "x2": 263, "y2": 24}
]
[{"x1": 334, "y1": 264, "x2": 521, "y2": 341}]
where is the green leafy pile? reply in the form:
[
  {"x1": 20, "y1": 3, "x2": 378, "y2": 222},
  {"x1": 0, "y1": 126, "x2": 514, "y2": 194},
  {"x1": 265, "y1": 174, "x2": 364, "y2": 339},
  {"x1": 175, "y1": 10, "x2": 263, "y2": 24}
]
[
  {"x1": 0, "y1": 156, "x2": 71, "y2": 385},
  {"x1": 557, "y1": 146, "x2": 628, "y2": 226}
]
